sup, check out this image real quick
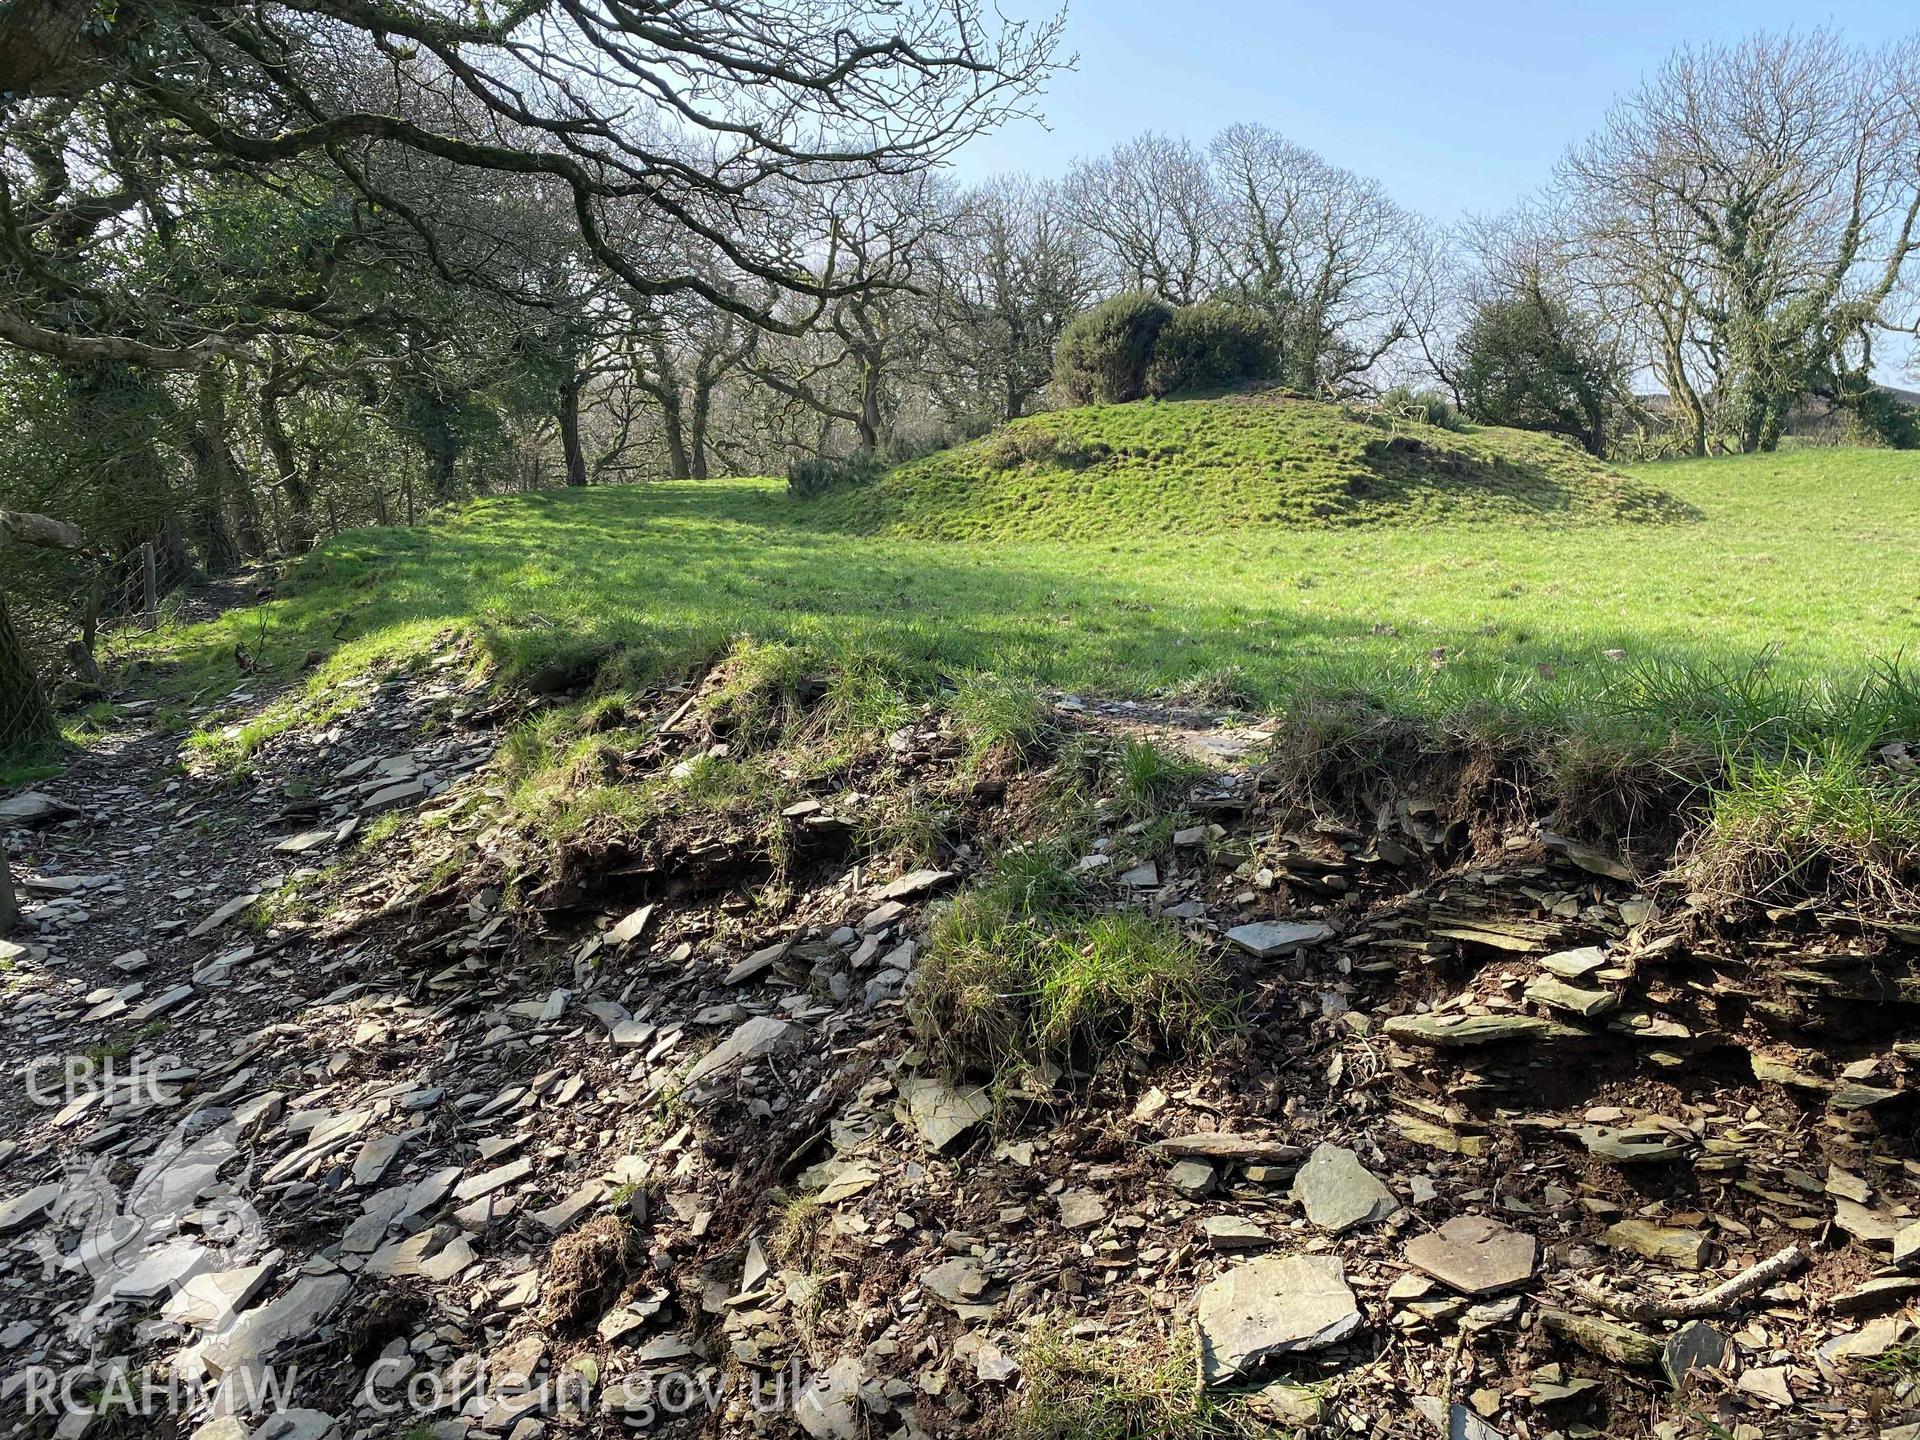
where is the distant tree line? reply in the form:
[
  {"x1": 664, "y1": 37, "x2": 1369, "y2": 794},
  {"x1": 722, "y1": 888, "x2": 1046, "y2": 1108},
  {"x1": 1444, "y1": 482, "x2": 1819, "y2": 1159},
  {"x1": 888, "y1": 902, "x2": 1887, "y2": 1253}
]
[{"x1": 1, "y1": 19, "x2": 1917, "y2": 752}]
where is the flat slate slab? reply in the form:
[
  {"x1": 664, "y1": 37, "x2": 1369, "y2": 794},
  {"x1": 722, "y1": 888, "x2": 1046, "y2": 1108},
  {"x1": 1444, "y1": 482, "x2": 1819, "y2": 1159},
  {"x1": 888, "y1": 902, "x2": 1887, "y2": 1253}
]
[
  {"x1": 0, "y1": 790, "x2": 74, "y2": 825},
  {"x1": 897, "y1": 1077, "x2": 992, "y2": 1153},
  {"x1": 1540, "y1": 946, "x2": 1608, "y2": 980},
  {"x1": 1156, "y1": 1133, "x2": 1303, "y2": 1165},
  {"x1": 683, "y1": 1016, "x2": 801, "y2": 1087},
  {"x1": 723, "y1": 940, "x2": 789, "y2": 986},
  {"x1": 1226, "y1": 922, "x2": 1335, "y2": 958},
  {"x1": 874, "y1": 868, "x2": 955, "y2": 902},
  {"x1": 1525, "y1": 976, "x2": 1618, "y2": 1017},
  {"x1": 199, "y1": 1273, "x2": 352, "y2": 1383},
  {"x1": 0, "y1": 1183, "x2": 62, "y2": 1233},
  {"x1": 1403, "y1": 1215, "x2": 1536, "y2": 1296},
  {"x1": 1290, "y1": 1143, "x2": 1400, "y2": 1233},
  {"x1": 1202, "y1": 1215, "x2": 1275, "y2": 1251},
  {"x1": 1384, "y1": 1013, "x2": 1558, "y2": 1048},
  {"x1": 1602, "y1": 1219, "x2": 1710, "y2": 1270},
  {"x1": 1573, "y1": 1124, "x2": 1694, "y2": 1164},
  {"x1": 1196, "y1": 1253, "x2": 1362, "y2": 1384}
]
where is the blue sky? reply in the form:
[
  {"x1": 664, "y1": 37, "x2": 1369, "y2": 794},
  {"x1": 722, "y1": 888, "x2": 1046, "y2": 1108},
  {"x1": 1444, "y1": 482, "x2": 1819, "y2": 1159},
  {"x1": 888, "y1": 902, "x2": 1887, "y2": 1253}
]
[{"x1": 954, "y1": 2, "x2": 1918, "y2": 222}]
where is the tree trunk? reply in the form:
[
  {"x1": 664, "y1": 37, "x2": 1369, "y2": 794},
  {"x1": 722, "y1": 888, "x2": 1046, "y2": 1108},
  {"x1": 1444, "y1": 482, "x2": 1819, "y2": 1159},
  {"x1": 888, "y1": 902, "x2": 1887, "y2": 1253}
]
[
  {"x1": 65, "y1": 638, "x2": 102, "y2": 688},
  {"x1": 0, "y1": 590, "x2": 57, "y2": 755},
  {"x1": 0, "y1": 840, "x2": 18, "y2": 937},
  {"x1": 660, "y1": 395, "x2": 691, "y2": 480},
  {"x1": 689, "y1": 383, "x2": 713, "y2": 480},
  {"x1": 138, "y1": 541, "x2": 159, "y2": 623},
  {"x1": 231, "y1": 479, "x2": 268, "y2": 558},
  {"x1": 184, "y1": 433, "x2": 242, "y2": 575},
  {"x1": 857, "y1": 358, "x2": 883, "y2": 451},
  {"x1": 259, "y1": 391, "x2": 316, "y2": 551},
  {"x1": 69, "y1": 362, "x2": 198, "y2": 594},
  {"x1": 558, "y1": 376, "x2": 589, "y2": 487},
  {"x1": 1736, "y1": 388, "x2": 1766, "y2": 455},
  {"x1": 186, "y1": 368, "x2": 251, "y2": 568}
]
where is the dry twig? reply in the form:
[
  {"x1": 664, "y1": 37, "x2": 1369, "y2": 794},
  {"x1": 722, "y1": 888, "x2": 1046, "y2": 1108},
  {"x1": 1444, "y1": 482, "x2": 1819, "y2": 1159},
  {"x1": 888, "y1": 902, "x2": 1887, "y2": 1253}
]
[{"x1": 1556, "y1": 1243, "x2": 1806, "y2": 1324}]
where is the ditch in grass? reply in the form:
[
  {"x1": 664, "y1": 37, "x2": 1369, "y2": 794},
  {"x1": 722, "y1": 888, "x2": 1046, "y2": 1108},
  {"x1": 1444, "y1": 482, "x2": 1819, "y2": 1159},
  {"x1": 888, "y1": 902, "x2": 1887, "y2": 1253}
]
[
  {"x1": 110, "y1": 446, "x2": 1920, "y2": 783},
  {"x1": 99, "y1": 445, "x2": 1920, "y2": 914}
]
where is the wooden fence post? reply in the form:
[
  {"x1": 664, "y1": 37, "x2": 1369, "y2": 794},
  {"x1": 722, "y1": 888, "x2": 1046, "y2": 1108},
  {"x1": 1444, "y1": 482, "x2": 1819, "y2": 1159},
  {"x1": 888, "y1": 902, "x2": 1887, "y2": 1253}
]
[{"x1": 142, "y1": 541, "x2": 160, "y2": 628}]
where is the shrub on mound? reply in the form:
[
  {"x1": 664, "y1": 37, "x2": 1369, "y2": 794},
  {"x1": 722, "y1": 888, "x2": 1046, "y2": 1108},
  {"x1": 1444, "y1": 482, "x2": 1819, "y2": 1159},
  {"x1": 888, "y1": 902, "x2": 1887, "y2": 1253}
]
[
  {"x1": 1145, "y1": 301, "x2": 1282, "y2": 398},
  {"x1": 787, "y1": 449, "x2": 885, "y2": 500},
  {"x1": 1053, "y1": 291, "x2": 1175, "y2": 405}
]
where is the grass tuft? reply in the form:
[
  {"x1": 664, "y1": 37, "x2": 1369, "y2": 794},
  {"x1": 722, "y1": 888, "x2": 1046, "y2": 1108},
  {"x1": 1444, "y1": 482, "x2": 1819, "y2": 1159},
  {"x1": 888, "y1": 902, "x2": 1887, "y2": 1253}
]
[
  {"x1": 1112, "y1": 738, "x2": 1209, "y2": 818},
  {"x1": 910, "y1": 855, "x2": 1229, "y2": 1084},
  {"x1": 1688, "y1": 740, "x2": 1920, "y2": 910},
  {"x1": 1005, "y1": 1322, "x2": 1267, "y2": 1440},
  {"x1": 953, "y1": 671, "x2": 1054, "y2": 766}
]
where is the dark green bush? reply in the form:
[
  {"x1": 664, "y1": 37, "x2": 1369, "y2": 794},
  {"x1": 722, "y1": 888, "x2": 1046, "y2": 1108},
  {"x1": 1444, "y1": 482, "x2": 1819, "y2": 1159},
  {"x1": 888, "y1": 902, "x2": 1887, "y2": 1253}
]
[
  {"x1": 1144, "y1": 302, "x2": 1282, "y2": 398},
  {"x1": 1837, "y1": 385, "x2": 1920, "y2": 450},
  {"x1": 1053, "y1": 292, "x2": 1175, "y2": 405},
  {"x1": 1456, "y1": 294, "x2": 1622, "y2": 454},
  {"x1": 787, "y1": 449, "x2": 887, "y2": 500}
]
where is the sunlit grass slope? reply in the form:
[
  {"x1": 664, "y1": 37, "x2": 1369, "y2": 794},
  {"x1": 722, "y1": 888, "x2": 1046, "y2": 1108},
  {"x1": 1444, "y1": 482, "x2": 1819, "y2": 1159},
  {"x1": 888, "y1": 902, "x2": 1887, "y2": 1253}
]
[
  {"x1": 805, "y1": 395, "x2": 1694, "y2": 540},
  {"x1": 122, "y1": 437, "x2": 1920, "y2": 766}
]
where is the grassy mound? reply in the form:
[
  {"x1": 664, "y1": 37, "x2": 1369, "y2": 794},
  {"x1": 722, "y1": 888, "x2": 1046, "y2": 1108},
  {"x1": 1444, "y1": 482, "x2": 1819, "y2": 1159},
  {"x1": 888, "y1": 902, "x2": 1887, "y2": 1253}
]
[{"x1": 807, "y1": 394, "x2": 1694, "y2": 540}]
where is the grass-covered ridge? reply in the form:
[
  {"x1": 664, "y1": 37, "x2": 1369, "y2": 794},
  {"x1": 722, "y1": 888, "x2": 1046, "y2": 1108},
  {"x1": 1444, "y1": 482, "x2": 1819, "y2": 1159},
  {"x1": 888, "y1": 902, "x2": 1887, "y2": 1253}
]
[
  {"x1": 805, "y1": 394, "x2": 1694, "y2": 541},
  {"x1": 118, "y1": 445, "x2": 1920, "y2": 776},
  {"x1": 99, "y1": 442, "x2": 1920, "y2": 925}
]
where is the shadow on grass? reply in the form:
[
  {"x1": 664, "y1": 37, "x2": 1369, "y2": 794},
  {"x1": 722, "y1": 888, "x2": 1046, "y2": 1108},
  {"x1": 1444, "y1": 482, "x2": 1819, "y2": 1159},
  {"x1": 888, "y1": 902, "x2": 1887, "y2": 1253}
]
[
  {"x1": 1351, "y1": 433, "x2": 1704, "y2": 525},
  {"x1": 116, "y1": 480, "x2": 1870, "y2": 745}
]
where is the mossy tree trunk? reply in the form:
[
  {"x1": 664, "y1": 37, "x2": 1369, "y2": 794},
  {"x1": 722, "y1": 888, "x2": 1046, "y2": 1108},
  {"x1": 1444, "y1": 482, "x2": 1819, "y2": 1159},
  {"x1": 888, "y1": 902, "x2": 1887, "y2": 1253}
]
[
  {"x1": 187, "y1": 367, "x2": 252, "y2": 570},
  {"x1": 259, "y1": 391, "x2": 317, "y2": 551},
  {"x1": 558, "y1": 374, "x2": 589, "y2": 487},
  {"x1": 0, "y1": 589, "x2": 57, "y2": 754},
  {"x1": 0, "y1": 841, "x2": 17, "y2": 937}
]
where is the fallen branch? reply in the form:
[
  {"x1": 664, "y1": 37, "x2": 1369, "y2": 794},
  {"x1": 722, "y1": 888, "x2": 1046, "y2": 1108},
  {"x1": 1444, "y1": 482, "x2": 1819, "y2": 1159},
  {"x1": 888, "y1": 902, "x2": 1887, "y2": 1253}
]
[
  {"x1": 0, "y1": 304, "x2": 249, "y2": 370},
  {"x1": 1556, "y1": 1243, "x2": 1806, "y2": 1324},
  {"x1": 0, "y1": 508, "x2": 87, "y2": 552}
]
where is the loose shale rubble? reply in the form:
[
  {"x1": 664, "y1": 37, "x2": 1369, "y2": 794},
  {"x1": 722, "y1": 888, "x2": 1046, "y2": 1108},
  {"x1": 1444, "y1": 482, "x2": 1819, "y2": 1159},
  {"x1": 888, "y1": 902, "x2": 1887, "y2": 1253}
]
[{"x1": 2, "y1": 644, "x2": 1919, "y2": 1440}]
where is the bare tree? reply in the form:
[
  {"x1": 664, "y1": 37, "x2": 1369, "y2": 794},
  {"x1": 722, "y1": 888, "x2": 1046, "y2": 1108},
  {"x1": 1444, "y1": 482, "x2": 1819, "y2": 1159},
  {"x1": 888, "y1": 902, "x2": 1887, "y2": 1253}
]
[
  {"x1": 1561, "y1": 31, "x2": 1920, "y2": 453},
  {"x1": 1424, "y1": 205, "x2": 1632, "y2": 453},
  {"x1": 926, "y1": 177, "x2": 1098, "y2": 425},
  {"x1": 1063, "y1": 134, "x2": 1221, "y2": 305},
  {"x1": 622, "y1": 290, "x2": 762, "y2": 480},
  {"x1": 1209, "y1": 123, "x2": 1433, "y2": 395},
  {"x1": 0, "y1": 0, "x2": 1066, "y2": 363},
  {"x1": 748, "y1": 174, "x2": 947, "y2": 453}
]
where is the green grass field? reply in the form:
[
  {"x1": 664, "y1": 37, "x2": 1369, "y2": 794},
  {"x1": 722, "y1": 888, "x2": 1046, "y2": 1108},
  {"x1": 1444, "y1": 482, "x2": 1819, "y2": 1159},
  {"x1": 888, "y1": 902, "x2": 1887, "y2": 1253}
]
[{"x1": 114, "y1": 402, "x2": 1920, "y2": 777}]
